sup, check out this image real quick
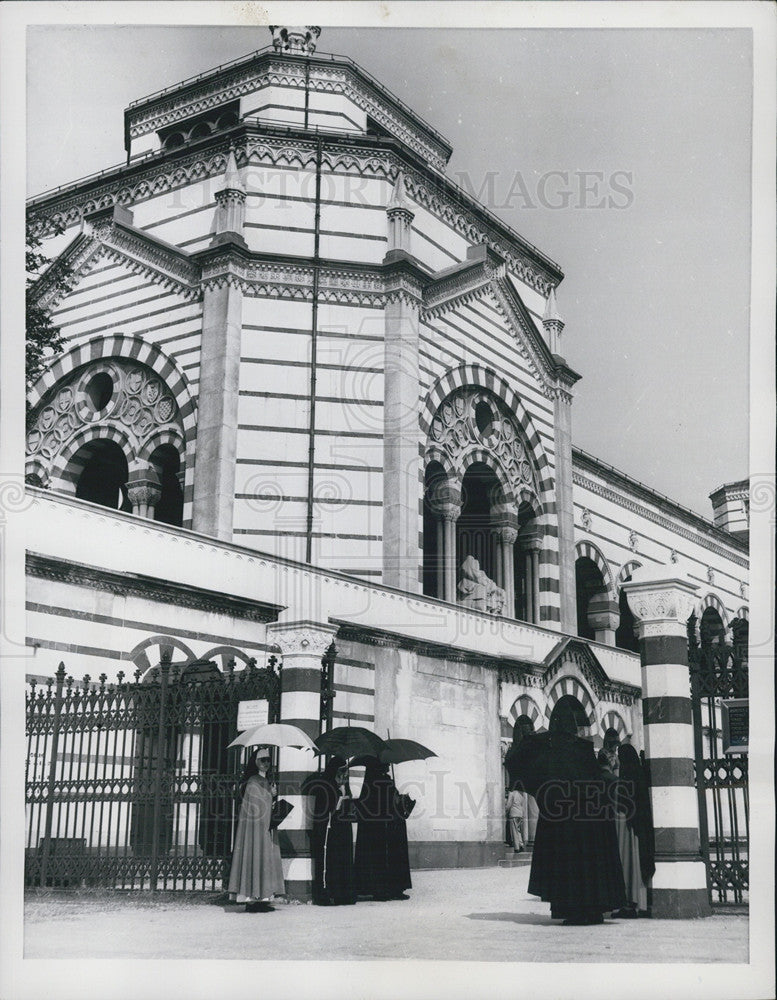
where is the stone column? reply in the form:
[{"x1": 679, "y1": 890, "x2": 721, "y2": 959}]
[
  {"x1": 382, "y1": 257, "x2": 425, "y2": 593},
  {"x1": 267, "y1": 620, "x2": 338, "y2": 902},
  {"x1": 127, "y1": 467, "x2": 162, "y2": 519},
  {"x1": 192, "y1": 152, "x2": 247, "y2": 541},
  {"x1": 497, "y1": 525, "x2": 517, "y2": 618},
  {"x1": 435, "y1": 516, "x2": 445, "y2": 599},
  {"x1": 440, "y1": 501, "x2": 461, "y2": 603},
  {"x1": 588, "y1": 591, "x2": 619, "y2": 645},
  {"x1": 192, "y1": 269, "x2": 243, "y2": 540},
  {"x1": 623, "y1": 572, "x2": 711, "y2": 919}
]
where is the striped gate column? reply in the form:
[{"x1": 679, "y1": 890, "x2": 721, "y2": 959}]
[
  {"x1": 623, "y1": 572, "x2": 711, "y2": 919},
  {"x1": 267, "y1": 620, "x2": 338, "y2": 902}
]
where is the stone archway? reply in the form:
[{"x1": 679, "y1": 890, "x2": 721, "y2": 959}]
[{"x1": 423, "y1": 382, "x2": 544, "y2": 621}]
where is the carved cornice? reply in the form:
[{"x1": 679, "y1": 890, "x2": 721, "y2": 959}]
[
  {"x1": 26, "y1": 552, "x2": 282, "y2": 622},
  {"x1": 98, "y1": 222, "x2": 201, "y2": 297},
  {"x1": 199, "y1": 253, "x2": 387, "y2": 306},
  {"x1": 573, "y1": 470, "x2": 749, "y2": 568},
  {"x1": 31, "y1": 234, "x2": 105, "y2": 311},
  {"x1": 126, "y1": 53, "x2": 451, "y2": 172}
]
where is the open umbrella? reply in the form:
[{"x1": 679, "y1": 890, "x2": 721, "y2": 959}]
[
  {"x1": 314, "y1": 726, "x2": 386, "y2": 760},
  {"x1": 227, "y1": 722, "x2": 317, "y2": 750},
  {"x1": 349, "y1": 738, "x2": 437, "y2": 767}
]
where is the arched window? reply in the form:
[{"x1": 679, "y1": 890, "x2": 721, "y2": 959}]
[
  {"x1": 149, "y1": 443, "x2": 184, "y2": 527},
  {"x1": 422, "y1": 461, "x2": 447, "y2": 598},
  {"x1": 74, "y1": 439, "x2": 131, "y2": 512}
]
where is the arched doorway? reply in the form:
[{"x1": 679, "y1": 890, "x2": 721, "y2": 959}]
[
  {"x1": 700, "y1": 605, "x2": 726, "y2": 645},
  {"x1": 74, "y1": 439, "x2": 132, "y2": 512},
  {"x1": 549, "y1": 694, "x2": 590, "y2": 733}
]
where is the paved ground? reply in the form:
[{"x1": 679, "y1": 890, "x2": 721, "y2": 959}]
[{"x1": 24, "y1": 864, "x2": 748, "y2": 964}]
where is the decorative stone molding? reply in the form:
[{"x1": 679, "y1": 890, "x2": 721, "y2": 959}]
[
  {"x1": 426, "y1": 386, "x2": 540, "y2": 511},
  {"x1": 572, "y1": 469, "x2": 748, "y2": 568},
  {"x1": 706, "y1": 566, "x2": 715, "y2": 585},
  {"x1": 670, "y1": 549, "x2": 679, "y2": 564},
  {"x1": 26, "y1": 552, "x2": 281, "y2": 622},
  {"x1": 628, "y1": 529, "x2": 639, "y2": 553},
  {"x1": 581, "y1": 508, "x2": 592, "y2": 532}
]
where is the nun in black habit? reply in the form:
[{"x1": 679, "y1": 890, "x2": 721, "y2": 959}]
[
  {"x1": 510, "y1": 704, "x2": 626, "y2": 925},
  {"x1": 302, "y1": 756, "x2": 357, "y2": 906},
  {"x1": 353, "y1": 759, "x2": 412, "y2": 901}
]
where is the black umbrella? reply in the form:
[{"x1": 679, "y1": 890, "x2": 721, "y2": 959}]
[
  {"x1": 314, "y1": 726, "x2": 386, "y2": 760},
  {"x1": 349, "y1": 738, "x2": 437, "y2": 767}
]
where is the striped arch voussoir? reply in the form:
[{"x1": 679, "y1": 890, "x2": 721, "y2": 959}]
[
  {"x1": 421, "y1": 363, "x2": 549, "y2": 480},
  {"x1": 129, "y1": 635, "x2": 197, "y2": 675},
  {"x1": 616, "y1": 560, "x2": 643, "y2": 587},
  {"x1": 575, "y1": 540, "x2": 616, "y2": 600},
  {"x1": 697, "y1": 593, "x2": 729, "y2": 627},
  {"x1": 507, "y1": 694, "x2": 543, "y2": 728},
  {"x1": 601, "y1": 709, "x2": 630, "y2": 739},
  {"x1": 53, "y1": 422, "x2": 138, "y2": 490},
  {"x1": 545, "y1": 675, "x2": 597, "y2": 729},
  {"x1": 28, "y1": 334, "x2": 196, "y2": 441}
]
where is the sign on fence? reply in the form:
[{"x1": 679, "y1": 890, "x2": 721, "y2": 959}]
[
  {"x1": 721, "y1": 698, "x2": 748, "y2": 755},
  {"x1": 237, "y1": 699, "x2": 269, "y2": 731}
]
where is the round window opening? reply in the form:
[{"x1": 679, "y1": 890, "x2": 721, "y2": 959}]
[
  {"x1": 86, "y1": 372, "x2": 114, "y2": 412},
  {"x1": 475, "y1": 400, "x2": 493, "y2": 434}
]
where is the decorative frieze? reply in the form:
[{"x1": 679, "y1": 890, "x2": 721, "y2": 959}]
[
  {"x1": 26, "y1": 552, "x2": 280, "y2": 621},
  {"x1": 573, "y1": 471, "x2": 749, "y2": 568}
]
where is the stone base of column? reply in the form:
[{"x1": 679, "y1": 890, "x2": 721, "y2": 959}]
[
  {"x1": 282, "y1": 856, "x2": 313, "y2": 902},
  {"x1": 651, "y1": 859, "x2": 711, "y2": 918},
  {"x1": 652, "y1": 887, "x2": 711, "y2": 919}
]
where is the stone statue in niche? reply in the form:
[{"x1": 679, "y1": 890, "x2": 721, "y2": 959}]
[{"x1": 457, "y1": 555, "x2": 506, "y2": 616}]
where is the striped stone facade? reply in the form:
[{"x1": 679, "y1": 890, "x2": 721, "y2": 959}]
[{"x1": 22, "y1": 30, "x2": 748, "y2": 906}]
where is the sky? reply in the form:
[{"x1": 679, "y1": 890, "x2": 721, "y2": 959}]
[{"x1": 26, "y1": 23, "x2": 753, "y2": 517}]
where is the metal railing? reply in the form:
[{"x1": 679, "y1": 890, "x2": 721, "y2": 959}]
[{"x1": 25, "y1": 654, "x2": 279, "y2": 891}]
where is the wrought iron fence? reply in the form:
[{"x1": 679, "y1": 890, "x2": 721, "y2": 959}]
[
  {"x1": 688, "y1": 615, "x2": 749, "y2": 907},
  {"x1": 26, "y1": 654, "x2": 279, "y2": 891}
]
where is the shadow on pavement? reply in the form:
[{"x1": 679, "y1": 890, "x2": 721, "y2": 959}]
[{"x1": 466, "y1": 912, "x2": 555, "y2": 925}]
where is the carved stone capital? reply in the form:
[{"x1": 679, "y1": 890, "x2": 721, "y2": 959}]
[
  {"x1": 267, "y1": 620, "x2": 339, "y2": 659},
  {"x1": 623, "y1": 571, "x2": 700, "y2": 640},
  {"x1": 497, "y1": 526, "x2": 518, "y2": 546}
]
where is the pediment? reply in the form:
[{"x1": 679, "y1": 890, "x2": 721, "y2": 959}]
[
  {"x1": 542, "y1": 636, "x2": 613, "y2": 696},
  {"x1": 29, "y1": 219, "x2": 200, "y2": 311},
  {"x1": 422, "y1": 246, "x2": 561, "y2": 395}
]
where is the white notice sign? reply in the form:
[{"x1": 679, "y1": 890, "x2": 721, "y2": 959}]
[{"x1": 237, "y1": 699, "x2": 269, "y2": 731}]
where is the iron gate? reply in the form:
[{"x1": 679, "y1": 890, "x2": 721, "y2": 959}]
[
  {"x1": 688, "y1": 614, "x2": 749, "y2": 907},
  {"x1": 26, "y1": 653, "x2": 279, "y2": 891}
]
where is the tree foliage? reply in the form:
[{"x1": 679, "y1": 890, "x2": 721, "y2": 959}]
[{"x1": 26, "y1": 221, "x2": 68, "y2": 399}]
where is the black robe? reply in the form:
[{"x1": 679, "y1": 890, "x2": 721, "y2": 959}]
[
  {"x1": 353, "y1": 766, "x2": 411, "y2": 899},
  {"x1": 302, "y1": 769, "x2": 356, "y2": 906},
  {"x1": 511, "y1": 731, "x2": 626, "y2": 919}
]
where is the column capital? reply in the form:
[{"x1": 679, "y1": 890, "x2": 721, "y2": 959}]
[
  {"x1": 439, "y1": 502, "x2": 461, "y2": 523},
  {"x1": 623, "y1": 571, "x2": 700, "y2": 640},
  {"x1": 519, "y1": 524, "x2": 543, "y2": 551},
  {"x1": 497, "y1": 525, "x2": 518, "y2": 545},
  {"x1": 267, "y1": 620, "x2": 338, "y2": 658}
]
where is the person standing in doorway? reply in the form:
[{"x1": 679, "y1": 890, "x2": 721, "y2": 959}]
[
  {"x1": 227, "y1": 747, "x2": 285, "y2": 912},
  {"x1": 505, "y1": 786, "x2": 525, "y2": 852}
]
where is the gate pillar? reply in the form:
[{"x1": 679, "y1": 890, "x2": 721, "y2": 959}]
[
  {"x1": 623, "y1": 571, "x2": 711, "y2": 918},
  {"x1": 268, "y1": 620, "x2": 337, "y2": 902}
]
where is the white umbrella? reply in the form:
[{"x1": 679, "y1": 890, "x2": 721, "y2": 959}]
[{"x1": 227, "y1": 722, "x2": 317, "y2": 750}]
